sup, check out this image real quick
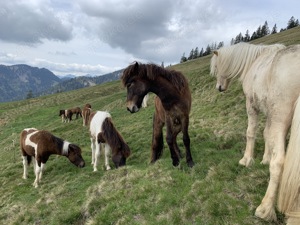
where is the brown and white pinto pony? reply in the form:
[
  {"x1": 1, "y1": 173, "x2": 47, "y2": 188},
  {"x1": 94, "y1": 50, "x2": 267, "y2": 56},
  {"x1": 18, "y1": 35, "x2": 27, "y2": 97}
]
[
  {"x1": 59, "y1": 109, "x2": 68, "y2": 122},
  {"x1": 82, "y1": 103, "x2": 92, "y2": 126},
  {"x1": 59, "y1": 107, "x2": 82, "y2": 123},
  {"x1": 121, "y1": 62, "x2": 194, "y2": 168},
  {"x1": 89, "y1": 111, "x2": 131, "y2": 171},
  {"x1": 20, "y1": 128, "x2": 85, "y2": 188}
]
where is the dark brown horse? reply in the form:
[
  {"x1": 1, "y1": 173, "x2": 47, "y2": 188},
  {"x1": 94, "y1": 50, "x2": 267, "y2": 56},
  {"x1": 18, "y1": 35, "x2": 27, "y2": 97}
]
[
  {"x1": 82, "y1": 103, "x2": 92, "y2": 126},
  {"x1": 121, "y1": 62, "x2": 194, "y2": 167},
  {"x1": 70, "y1": 107, "x2": 82, "y2": 119},
  {"x1": 20, "y1": 128, "x2": 85, "y2": 188}
]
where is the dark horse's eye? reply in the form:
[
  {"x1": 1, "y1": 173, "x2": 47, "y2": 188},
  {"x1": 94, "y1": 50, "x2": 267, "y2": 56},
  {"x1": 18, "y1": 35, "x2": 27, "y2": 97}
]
[{"x1": 127, "y1": 82, "x2": 133, "y2": 88}]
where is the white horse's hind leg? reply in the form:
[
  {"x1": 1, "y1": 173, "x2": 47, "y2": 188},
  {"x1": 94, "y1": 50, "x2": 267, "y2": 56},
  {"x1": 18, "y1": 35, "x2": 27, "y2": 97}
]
[
  {"x1": 39, "y1": 163, "x2": 45, "y2": 180},
  {"x1": 33, "y1": 160, "x2": 41, "y2": 188},
  {"x1": 255, "y1": 123, "x2": 287, "y2": 221},
  {"x1": 93, "y1": 141, "x2": 101, "y2": 172},
  {"x1": 239, "y1": 99, "x2": 258, "y2": 167},
  {"x1": 22, "y1": 156, "x2": 28, "y2": 179},
  {"x1": 91, "y1": 138, "x2": 96, "y2": 165},
  {"x1": 104, "y1": 144, "x2": 111, "y2": 170},
  {"x1": 261, "y1": 121, "x2": 271, "y2": 165}
]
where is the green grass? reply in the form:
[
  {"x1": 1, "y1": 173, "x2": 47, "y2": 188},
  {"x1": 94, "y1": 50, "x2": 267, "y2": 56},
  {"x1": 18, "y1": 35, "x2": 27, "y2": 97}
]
[{"x1": 1, "y1": 27, "x2": 300, "y2": 225}]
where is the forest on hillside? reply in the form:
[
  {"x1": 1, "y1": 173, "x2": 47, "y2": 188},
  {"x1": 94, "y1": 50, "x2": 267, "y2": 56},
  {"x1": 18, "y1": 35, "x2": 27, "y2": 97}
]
[{"x1": 180, "y1": 16, "x2": 300, "y2": 63}]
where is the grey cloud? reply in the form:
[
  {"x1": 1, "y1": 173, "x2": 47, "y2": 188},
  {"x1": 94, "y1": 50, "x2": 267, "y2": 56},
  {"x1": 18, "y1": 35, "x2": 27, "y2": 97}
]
[
  {"x1": 78, "y1": 0, "x2": 225, "y2": 63},
  {"x1": 79, "y1": 0, "x2": 175, "y2": 53},
  {"x1": 0, "y1": 1, "x2": 73, "y2": 44}
]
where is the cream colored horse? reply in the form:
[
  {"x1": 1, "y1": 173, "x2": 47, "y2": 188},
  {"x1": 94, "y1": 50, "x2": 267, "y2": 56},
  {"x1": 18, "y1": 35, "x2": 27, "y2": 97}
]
[{"x1": 210, "y1": 42, "x2": 300, "y2": 223}]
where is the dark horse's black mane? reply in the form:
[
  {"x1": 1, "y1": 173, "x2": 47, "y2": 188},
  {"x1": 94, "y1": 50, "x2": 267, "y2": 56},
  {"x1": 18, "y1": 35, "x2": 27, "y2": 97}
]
[{"x1": 122, "y1": 62, "x2": 188, "y2": 93}]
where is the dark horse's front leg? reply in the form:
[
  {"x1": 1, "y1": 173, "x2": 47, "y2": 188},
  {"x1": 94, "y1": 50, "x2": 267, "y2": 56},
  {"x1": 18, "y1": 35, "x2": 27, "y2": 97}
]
[
  {"x1": 151, "y1": 113, "x2": 164, "y2": 163},
  {"x1": 165, "y1": 118, "x2": 181, "y2": 167},
  {"x1": 182, "y1": 117, "x2": 194, "y2": 168},
  {"x1": 182, "y1": 129, "x2": 194, "y2": 168}
]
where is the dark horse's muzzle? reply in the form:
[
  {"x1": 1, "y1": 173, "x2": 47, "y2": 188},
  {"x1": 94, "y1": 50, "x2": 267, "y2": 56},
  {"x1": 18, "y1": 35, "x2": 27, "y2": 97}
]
[
  {"x1": 78, "y1": 161, "x2": 85, "y2": 168},
  {"x1": 127, "y1": 105, "x2": 139, "y2": 113}
]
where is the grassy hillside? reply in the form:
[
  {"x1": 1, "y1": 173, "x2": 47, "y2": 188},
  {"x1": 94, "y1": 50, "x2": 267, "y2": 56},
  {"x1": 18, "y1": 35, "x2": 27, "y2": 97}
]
[{"x1": 1, "y1": 26, "x2": 300, "y2": 225}]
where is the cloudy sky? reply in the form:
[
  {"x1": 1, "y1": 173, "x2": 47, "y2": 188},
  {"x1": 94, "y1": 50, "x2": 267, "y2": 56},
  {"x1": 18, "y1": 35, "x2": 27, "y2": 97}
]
[{"x1": 0, "y1": 0, "x2": 298, "y2": 76}]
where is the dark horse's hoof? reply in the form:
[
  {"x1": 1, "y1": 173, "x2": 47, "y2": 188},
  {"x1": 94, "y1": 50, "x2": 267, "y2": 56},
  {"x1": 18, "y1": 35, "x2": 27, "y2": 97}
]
[
  {"x1": 187, "y1": 160, "x2": 195, "y2": 168},
  {"x1": 172, "y1": 160, "x2": 180, "y2": 167}
]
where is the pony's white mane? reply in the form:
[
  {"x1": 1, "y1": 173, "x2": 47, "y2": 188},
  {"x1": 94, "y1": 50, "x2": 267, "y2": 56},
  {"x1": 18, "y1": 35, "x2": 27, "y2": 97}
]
[
  {"x1": 62, "y1": 141, "x2": 70, "y2": 155},
  {"x1": 211, "y1": 42, "x2": 286, "y2": 81}
]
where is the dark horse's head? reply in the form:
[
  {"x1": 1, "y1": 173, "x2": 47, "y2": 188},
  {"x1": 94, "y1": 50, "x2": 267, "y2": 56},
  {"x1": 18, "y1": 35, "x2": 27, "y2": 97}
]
[
  {"x1": 111, "y1": 141, "x2": 131, "y2": 168},
  {"x1": 121, "y1": 62, "x2": 149, "y2": 113},
  {"x1": 67, "y1": 144, "x2": 85, "y2": 168},
  {"x1": 59, "y1": 110, "x2": 65, "y2": 116},
  {"x1": 99, "y1": 117, "x2": 131, "y2": 168}
]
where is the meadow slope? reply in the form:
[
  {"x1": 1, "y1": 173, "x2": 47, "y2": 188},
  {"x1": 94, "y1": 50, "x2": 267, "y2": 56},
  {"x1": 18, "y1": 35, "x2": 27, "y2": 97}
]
[{"x1": 1, "y1": 26, "x2": 300, "y2": 225}]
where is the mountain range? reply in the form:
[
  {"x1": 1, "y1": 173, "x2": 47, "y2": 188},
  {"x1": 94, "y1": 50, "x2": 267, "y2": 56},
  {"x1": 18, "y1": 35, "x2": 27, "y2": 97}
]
[{"x1": 0, "y1": 64, "x2": 122, "y2": 102}]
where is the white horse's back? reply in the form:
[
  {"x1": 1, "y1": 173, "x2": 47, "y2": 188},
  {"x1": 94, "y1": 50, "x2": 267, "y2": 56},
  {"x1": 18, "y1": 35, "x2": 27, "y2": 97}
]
[{"x1": 89, "y1": 111, "x2": 111, "y2": 137}]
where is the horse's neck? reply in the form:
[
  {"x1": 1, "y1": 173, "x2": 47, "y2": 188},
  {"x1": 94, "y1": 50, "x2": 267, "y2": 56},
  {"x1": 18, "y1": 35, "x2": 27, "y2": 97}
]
[{"x1": 149, "y1": 77, "x2": 177, "y2": 101}]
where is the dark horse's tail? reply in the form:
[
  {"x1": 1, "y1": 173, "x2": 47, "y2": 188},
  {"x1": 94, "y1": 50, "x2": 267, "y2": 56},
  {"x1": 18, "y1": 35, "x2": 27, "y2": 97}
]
[{"x1": 100, "y1": 117, "x2": 131, "y2": 158}]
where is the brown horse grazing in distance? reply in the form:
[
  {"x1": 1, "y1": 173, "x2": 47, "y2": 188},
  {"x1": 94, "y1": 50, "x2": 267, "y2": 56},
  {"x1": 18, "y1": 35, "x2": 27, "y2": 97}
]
[
  {"x1": 70, "y1": 107, "x2": 82, "y2": 119},
  {"x1": 20, "y1": 128, "x2": 85, "y2": 188},
  {"x1": 82, "y1": 104, "x2": 92, "y2": 126},
  {"x1": 59, "y1": 107, "x2": 82, "y2": 123},
  {"x1": 121, "y1": 62, "x2": 194, "y2": 168}
]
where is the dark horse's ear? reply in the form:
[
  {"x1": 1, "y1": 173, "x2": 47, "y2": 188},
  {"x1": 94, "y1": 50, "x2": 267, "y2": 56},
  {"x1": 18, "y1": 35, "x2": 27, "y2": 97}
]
[{"x1": 134, "y1": 61, "x2": 139, "y2": 70}]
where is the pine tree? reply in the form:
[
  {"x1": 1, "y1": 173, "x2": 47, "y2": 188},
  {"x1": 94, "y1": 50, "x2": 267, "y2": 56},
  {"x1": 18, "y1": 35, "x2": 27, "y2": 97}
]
[
  {"x1": 250, "y1": 31, "x2": 258, "y2": 40},
  {"x1": 180, "y1": 53, "x2": 187, "y2": 63},
  {"x1": 188, "y1": 49, "x2": 194, "y2": 60},
  {"x1": 261, "y1": 21, "x2": 270, "y2": 36},
  {"x1": 230, "y1": 38, "x2": 235, "y2": 45},
  {"x1": 287, "y1": 16, "x2": 296, "y2": 29},
  {"x1": 244, "y1": 30, "x2": 250, "y2": 42},
  {"x1": 234, "y1": 33, "x2": 243, "y2": 44},
  {"x1": 256, "y1": 26, "x2": 262, "y2": 38},
  {"x1": 204, "y1": 45, "x2": 211, "y2": 56},
  {"x1": 217, "y1": 42, "x2": 224, "y2": 49},
  {"x1": 271, "y1": 24, "x2": 277, "y2": 34},
  {"x1": 199, "y1": 48, "x2": 204, "y2": 57},
  {"x1": 193, "y1": 47, "x2": 199, "y2": 59}
]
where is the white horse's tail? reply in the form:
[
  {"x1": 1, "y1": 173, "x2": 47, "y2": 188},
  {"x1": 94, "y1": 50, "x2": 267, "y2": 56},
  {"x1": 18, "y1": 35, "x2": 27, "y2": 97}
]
[{"x1": 278, "y1": 95, "x2": 300, "y2": 221}]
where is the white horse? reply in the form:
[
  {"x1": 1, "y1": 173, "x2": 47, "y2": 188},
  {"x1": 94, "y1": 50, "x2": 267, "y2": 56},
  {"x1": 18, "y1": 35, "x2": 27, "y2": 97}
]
[
  {"x1": 142, "y1": 93, "x2": 149, "y2": 108},
  {"x1": 210, "y1": 42, "x2": 300, "y2": 222}
]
